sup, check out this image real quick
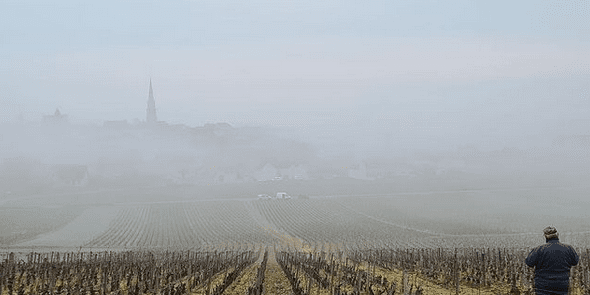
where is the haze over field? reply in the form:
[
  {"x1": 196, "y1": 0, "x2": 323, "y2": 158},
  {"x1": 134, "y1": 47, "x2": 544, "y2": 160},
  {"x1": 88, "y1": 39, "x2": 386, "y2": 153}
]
[{"x1": 0, "y1": 1, "x2": 589, "y2": 251}]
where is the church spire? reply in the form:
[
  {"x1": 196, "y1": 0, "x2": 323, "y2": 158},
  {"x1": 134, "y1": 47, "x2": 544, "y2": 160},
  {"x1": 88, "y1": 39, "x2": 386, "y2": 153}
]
[
  {"x1": 146, "y1": 78, "x2": 157, "y2": 123},
  {"x1": 149, "y1": 78, "x2": 153, "y2": 97}
]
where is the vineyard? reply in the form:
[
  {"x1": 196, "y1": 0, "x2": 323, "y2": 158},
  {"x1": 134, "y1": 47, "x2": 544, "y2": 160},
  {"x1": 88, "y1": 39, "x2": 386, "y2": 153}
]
[
  {"x1": 253, "y1": 199, "x2": 434, "y2": 249},
  {"x1": 2, "y1": 246, "x2": 590, "y2": 295},
  {"x1": 84, "y1": 202, "x2": 275, "y2": 250},
  {"x1": 4, "y1": 193, "x2": 590, "y2": 251},
  {"x1": 6, "y1": 198, "x2": 584, "y2": 251},
  {"x1": 2, "y1": 195, "x2": 590, "y2": 294}
]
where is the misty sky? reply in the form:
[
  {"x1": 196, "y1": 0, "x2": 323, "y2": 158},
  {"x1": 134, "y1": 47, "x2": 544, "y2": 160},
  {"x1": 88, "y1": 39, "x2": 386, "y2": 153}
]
[{"x1": 1, "y1": 0, "x2": 589, "y2": 151}]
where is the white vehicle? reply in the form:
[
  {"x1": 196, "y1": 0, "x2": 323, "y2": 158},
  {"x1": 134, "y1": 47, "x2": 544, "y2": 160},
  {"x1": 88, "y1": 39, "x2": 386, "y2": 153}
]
[
  {"x1": 257, "y1": 194, "x2": 271, "y2": 200},
  {"x1": 276, "y1": 192, "x2": 291, "y2": 199}
]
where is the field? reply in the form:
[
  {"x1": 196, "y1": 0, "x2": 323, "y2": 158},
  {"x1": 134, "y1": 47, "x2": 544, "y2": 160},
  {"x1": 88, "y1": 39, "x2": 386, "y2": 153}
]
[
  {"x1": 1, "y1": 185, "x2": 590, "y2": 294},
  {"x1": 2, "y1": 247, "x2": 590, "y2": 295}
]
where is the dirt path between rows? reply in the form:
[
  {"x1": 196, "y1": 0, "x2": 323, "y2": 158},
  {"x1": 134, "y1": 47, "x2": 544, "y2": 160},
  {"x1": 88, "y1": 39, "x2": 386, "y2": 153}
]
[
  {"x1": 244, "y1": 200, "x2": 308, "y2": 249},
  {"x1": 263, "y1": 248, "x2": 293, "y2": 295}
]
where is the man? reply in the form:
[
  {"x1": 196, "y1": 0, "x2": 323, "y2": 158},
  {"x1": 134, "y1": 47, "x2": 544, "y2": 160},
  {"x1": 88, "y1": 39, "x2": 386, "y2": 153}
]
[{"x1": 525, "y1": 226, "x2": 579, "y2": 295}]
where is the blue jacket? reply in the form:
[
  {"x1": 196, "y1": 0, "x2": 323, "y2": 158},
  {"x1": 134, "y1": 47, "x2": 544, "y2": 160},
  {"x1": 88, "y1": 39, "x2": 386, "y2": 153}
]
[{"x1": 525, "y1": 238, "x2": 579, "y2": 295}]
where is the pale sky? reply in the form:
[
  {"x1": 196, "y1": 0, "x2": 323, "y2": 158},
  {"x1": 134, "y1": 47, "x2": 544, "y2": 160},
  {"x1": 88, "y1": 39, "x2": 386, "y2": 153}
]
[{"x1": 1, "y1": 0, "x2": 589, "y2": 151}]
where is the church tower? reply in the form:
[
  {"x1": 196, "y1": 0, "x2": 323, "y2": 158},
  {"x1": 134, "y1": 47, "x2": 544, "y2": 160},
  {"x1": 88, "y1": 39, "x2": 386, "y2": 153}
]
[{"x1": 146, "y1": 78, "x2": 157, "y2": 124}]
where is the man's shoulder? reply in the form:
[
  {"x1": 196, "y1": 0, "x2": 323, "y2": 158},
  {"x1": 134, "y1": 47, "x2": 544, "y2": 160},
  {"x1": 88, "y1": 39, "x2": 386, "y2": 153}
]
[
  {"x1": 556, "y1": 241, "x2": 574, "y2": 248},
  {"x1": 527, "y1": 244, "x2": 544, "y2": 256},
  {"x1": 558, "y1": 242, "x2": 577, "y2": 251}
]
